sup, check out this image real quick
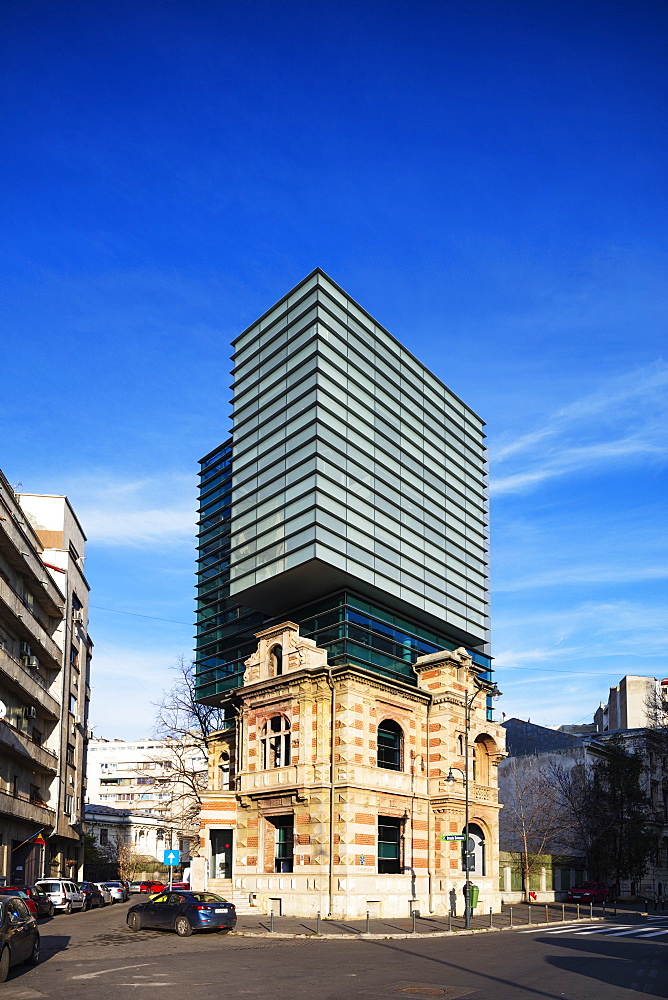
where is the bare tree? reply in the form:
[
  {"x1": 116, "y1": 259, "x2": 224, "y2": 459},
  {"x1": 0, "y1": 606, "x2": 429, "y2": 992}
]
[
  {"x1": 499, "y1": 757, "x2": 567, "y2": 901},
  {"x1": 134, "y1": 656, "x2": 227, "y2": 856},
  {"x1": 99, "y1": 835, "x2": 146, "y2": 883}
]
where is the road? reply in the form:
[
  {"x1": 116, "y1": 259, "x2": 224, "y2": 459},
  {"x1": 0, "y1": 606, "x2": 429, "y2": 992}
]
[{"x1": 5, "y1": 900, "x2": 667, "y2": 999}]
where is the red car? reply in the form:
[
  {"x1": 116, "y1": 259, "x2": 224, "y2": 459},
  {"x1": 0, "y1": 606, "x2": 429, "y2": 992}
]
[
  {"x1": 130, "y1": 881, "x2": 166, "y2": 894},
  {"x1": 170, "y1": 882, "x2": 190, "y2": 891},
  {"x1": 567, "y1": 882, "x2": 610, "y2": 903},
  {"x1": 0, "y1": 888, "x2": 38, "y2": 917}
]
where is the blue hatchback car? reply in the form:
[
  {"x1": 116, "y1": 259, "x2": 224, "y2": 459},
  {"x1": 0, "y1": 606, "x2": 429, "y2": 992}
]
[{"x1": 127, "y1": 890, "x2": 236, "y2": 936}]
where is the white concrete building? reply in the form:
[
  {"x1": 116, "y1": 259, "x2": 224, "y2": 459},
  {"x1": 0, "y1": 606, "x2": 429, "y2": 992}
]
[
  {"x1": 0, "y1": 475, "x2": 92, "y2": 886},
  {"x1": 87, "y1": 738, "x2": 206, "y2": 860}
]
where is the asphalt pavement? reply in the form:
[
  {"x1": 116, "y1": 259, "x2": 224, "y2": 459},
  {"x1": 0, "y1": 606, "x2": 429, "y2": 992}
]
[{"x1": 4, "y1": 898, "x2": 667, "y2": 999}]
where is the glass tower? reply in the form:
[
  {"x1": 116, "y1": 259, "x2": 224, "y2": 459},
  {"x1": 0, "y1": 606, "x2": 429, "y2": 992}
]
[{"x1": 196, "y1": 270, "x2": 491, "y2": 705}]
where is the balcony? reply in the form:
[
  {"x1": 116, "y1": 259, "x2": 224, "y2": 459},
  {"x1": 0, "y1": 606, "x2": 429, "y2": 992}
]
[
  {"x1": 0, "y1": 508, "x2": 64, "y2": 617},
  {"x1": 0, "y1": 788, "x2": 56, "y2": 825},
  {"x1": 0, "y1": 576, "x2": 62, "y2": 668},
  {"x1": 0, "y1": 649, "x2": 60, "y2": 719},
  {"x1": 434, "y1": 778, "x2": 498, "y2": 805},
  {"x1": 0, "y1": 720, "x2": 58, "y2": 773}
]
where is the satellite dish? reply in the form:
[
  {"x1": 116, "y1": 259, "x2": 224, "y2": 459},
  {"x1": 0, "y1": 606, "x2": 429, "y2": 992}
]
[{"x1": 0, "y1": 700, "x2": 6, "y2": 719}]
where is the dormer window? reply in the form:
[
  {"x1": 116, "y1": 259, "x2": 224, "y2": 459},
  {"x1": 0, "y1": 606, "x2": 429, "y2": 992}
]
[{"x1": 270, "y1": 644, "x2": 283, "y2": 676}]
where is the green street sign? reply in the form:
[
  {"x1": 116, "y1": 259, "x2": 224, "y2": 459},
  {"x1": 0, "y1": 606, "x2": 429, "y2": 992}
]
[{"x1": 441, "y1": 835, "x2": 466, "y2": 842}]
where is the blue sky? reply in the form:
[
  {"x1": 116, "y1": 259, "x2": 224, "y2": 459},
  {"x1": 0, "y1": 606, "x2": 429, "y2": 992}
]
[{"x1": 1, "y1": 1, "x2": 666, "y2": 738}]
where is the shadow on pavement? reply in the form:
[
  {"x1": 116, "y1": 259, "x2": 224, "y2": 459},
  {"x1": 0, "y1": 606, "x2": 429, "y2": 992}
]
[{"x1": 541, "y1": 935, "x2": 668, "y2": 998}]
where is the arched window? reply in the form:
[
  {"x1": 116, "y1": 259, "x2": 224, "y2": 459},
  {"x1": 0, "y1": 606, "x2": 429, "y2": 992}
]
[
  {"x1": 462, "y1": 823, "x2": 486, "y2": 876},
  {"x1": 457, "y1": 735, "x2": 464, "y2": 757},
  {"x1": 473, "y1": 736, "x2": 490, "y2": 785},
  {"x1": 262, "y1": 715, "x2": 291, "y2": 769},
  {"x1": 377, "y1": 720, "x2": 403, "y2": 771},
  {"x1": 219, "y1": 751, "x2": 231, "y2": 790},
  {"x1": 270, "y1": 644, "x2": 283, "y2": 676}
]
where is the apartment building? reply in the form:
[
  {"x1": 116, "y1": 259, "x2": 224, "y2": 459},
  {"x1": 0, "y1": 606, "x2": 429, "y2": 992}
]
[
  {"x1": 87, "y1": 738, "x2": 206, "y2": 859},
  {"x1": 0, "y1": 474, "x2": 92, "y2": 884}
]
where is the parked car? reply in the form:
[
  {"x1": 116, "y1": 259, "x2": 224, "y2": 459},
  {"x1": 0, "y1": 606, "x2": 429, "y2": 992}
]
[
  {"x1": 0, "y1": 896, "x2": 39, "y2": 982},
  {"x1": 567, "y1": 882, "x2": 610, "y2": 903},
  {"x1": 95, "y1": 883, "x2": 113, "y2": 905},
  {"x1": 22, "y1": 886, "x2": 54, "y2": 919},
  {"x1": 34, "y1": 879, "x2": 85, "y2": 913},
  {"x1": 77, "y1": 882, "x2": 105, "y2": 910},
  {"x1": 127, "y1": 890, "x2": 236, "y2": 936},
  {"x1": 129, "y1": 881, "x2": 165, "y2": 895},
  {"x1": 103, "y1": 881, "x2": 128, "y2": 902},
  {"x1": 170, "y1": 882, "x2": 190, "y2": 891},
  {"x1": 0, "y1": 889, "x2": 38, "y2": 918}
]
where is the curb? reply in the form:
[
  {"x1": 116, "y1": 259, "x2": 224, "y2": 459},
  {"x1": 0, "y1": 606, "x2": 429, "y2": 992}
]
[{"x1": 230, "y1": 916, "x2": 608, "y2": 941}]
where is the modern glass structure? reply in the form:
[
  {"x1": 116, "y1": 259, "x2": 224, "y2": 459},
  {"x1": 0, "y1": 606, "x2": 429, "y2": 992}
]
[{"x1": 196, "y1": 269, "x2": 491, "y2": 705}]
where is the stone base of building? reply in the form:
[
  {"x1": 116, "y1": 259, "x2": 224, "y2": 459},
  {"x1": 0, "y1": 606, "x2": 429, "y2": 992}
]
[{"x1": 223, "y1": 873, "x2": 502, "y2": 918}]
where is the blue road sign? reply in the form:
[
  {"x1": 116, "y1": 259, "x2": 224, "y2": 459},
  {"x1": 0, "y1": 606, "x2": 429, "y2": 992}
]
[{"x1": 163, "y1": 848, "x2": 180, "y2": 866}]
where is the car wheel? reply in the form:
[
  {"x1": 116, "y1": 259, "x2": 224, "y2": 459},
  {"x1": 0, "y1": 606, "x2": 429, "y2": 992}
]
[
  {"x1": 0, "y1": 946, "x2": 9, "y2": 983},
  {"x1": 25, "y1": 933, "x2": 40, "y2": 966},
  {"x1": 128, "y1": 913, "x2": 142, "y2": 932},
  {"x1": 217, "y1": 927, "x2": 231, "y2": 934},
  {"x1": 64, "y1": 901, "x2": 72, "y2": 915},
  {"x1": 48, "y1": 904, "x2": 54, "y2": 918},
  {"x1": 174, "y1": 915, "x2": 193, "y2": 937},
  {"x1": 85, "y1": 899, "x2": 91, "y2": 911}
]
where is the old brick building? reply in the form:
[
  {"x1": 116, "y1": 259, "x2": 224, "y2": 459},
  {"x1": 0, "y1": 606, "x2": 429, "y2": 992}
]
[{"x1": 197, "y1": 623, "x2": 504, "y2": 918}]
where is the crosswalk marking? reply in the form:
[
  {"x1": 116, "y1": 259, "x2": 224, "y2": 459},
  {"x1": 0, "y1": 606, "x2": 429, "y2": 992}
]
[{"x1": 516, "y1": 922, "x2": 668, "y2": 940}]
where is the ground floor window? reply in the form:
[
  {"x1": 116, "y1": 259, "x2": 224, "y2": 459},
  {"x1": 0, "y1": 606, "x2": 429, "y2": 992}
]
[
  {"x1": 273, "y1": 816, "x2": 293, "y2": 873},
  {"x1": 378, "y1": 816, "x2": 402, "y2": 874},
  {"x1": 462, "y1": 823, "x2": 485, "y2": 876}
]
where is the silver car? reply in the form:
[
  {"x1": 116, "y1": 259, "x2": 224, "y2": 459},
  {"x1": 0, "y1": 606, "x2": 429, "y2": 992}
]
[
  {"x1": 95, "y1": 883, "x2": 113, "y2": 905},
  {"x1": 102, "y1": 881, "x2": 127, "y2": 902}
]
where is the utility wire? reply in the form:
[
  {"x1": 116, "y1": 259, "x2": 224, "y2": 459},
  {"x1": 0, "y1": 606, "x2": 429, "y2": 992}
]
[{"x1": 90, "y1": 605, "x2": 191, "y2": 626}]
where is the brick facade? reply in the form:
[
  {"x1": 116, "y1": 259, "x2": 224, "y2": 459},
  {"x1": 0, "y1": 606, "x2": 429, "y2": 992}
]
[{"x1": 198, "y1": 624, "x2": 505, "y2": 918}]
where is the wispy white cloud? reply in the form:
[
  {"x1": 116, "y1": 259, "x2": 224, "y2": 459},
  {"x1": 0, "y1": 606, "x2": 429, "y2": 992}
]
[
  {"x1": 66, "y1": 473, "x2": 197, "y2": 547},
  {"x1": 490, "y1": 361, "x2": 668, "y2": 494}
]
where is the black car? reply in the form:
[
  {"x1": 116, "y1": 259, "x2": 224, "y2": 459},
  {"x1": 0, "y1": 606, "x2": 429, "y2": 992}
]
[
  {"x1": 127, "y1": 890, "x2": 236, "y2": 936},
  {"x1": 77, "y1": 882, "x2": 106, "y2": 910},
  {"x1": 23, "y1": 886, "x2": 54, "y2": 919},
  {"x1": 0, "y1": 896, "x2": 39, "y2": 982}
]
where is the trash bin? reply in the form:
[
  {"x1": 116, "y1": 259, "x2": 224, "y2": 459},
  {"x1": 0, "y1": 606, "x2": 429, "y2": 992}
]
[{"x1": 469, "y1": 885, "x2": 480, "y2": 909}]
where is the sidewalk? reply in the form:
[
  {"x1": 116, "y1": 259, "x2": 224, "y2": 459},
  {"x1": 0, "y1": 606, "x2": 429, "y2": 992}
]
[{"x1": 231, "y1": 899, "x2": 653, "y2": 939}]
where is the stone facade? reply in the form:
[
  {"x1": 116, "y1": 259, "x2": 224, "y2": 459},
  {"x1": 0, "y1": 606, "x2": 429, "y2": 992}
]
[{"x1": 198, "y1": 624, "x2": 505, "y2": 918}]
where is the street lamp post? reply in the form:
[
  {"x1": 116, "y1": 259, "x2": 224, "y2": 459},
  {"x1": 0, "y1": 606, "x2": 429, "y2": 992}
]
[{"x1": 446, "y1": 675, "x2": 500, "y2": 930}]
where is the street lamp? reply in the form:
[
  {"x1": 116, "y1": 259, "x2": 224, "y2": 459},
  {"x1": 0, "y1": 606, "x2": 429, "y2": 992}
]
[{"x1": 445, "y1": 675, "x2": 501, "y2": 929}]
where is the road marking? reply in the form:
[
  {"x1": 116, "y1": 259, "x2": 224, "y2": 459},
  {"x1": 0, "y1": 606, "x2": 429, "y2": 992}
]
[
  {"x1": 633, "y1": 929, "x2": 668, "y2": 938},
  {"x1": 516, "y1": 923, "x2": 597, "y2": 934},
  {"x1": 570, "y1": 926, "x2": 636, "y2": 935},
  {"x1": 72, "y1": 963, "x2": 154, "y2": 980}
]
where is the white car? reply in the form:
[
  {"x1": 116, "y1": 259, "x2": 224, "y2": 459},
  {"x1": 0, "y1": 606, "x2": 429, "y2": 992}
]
[
  {"x1": 95, "y1": 883, "x2": 113, "y2": 905},
  {"x1": 35, "y1": 879, "x2": 85, "y2": 914}
]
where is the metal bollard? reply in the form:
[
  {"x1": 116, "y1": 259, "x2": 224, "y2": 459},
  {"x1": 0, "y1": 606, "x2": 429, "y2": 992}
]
[
  {"x1": 528, "y1": 904, "x2": 532, "y2": 925},
  {"x1": 589, "y1": 902, "x2": 593, "y2": 920},
  {"x1": 366, "y1": 910, "x2": 370, "y2": 934},
  {"x1": 509, "y1": 906, "x2": 513, "y2": 928},
  {"x1": 562, "y1": 903, "x2": 565, "y2": 921},
  {"x1": 412, "y1": 910, "x2": 416, "y2": 934},
  {"x1": 489, "y1": 907, "x2": 493, "y2": 928},
  {"x1": 316, "y1": 910, "x2": 320, "y2": 935},
  {"x1": 577, "y1": 904, "x2": 580, "y2": 921},
  {"x1": 448, "y1": 911, "x2": 452, "y2": 932},
  {"x1": 270, "y1": 910, "x2": 274, "y2": 933},
  {"x1": 545, "y1": 905, "x2": 549, "y2": 923}
]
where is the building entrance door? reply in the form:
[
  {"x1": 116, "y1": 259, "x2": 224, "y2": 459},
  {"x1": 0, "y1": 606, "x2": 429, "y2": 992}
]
[{"x1": 210, "y1": 830, "x2": 233, "y2": 879}]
